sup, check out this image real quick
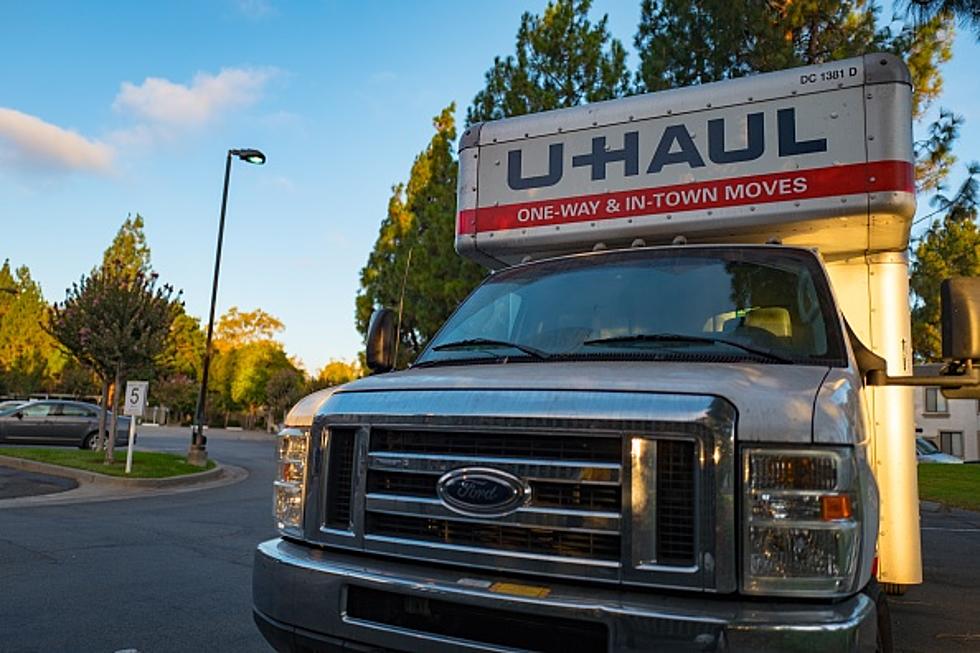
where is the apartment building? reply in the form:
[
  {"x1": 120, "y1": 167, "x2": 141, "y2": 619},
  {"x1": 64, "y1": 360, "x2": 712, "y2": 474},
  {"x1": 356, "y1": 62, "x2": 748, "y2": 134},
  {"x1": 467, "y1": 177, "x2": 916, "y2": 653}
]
[{"x1": 913, "y1": 364, "x2": 980, "y2": 461}]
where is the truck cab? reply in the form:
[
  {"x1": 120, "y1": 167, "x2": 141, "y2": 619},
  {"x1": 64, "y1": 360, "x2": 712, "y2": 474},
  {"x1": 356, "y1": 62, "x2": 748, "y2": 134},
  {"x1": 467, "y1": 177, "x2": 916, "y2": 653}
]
[{"x1": 253, "y1": 54, "x2": 979, "y2": 652}]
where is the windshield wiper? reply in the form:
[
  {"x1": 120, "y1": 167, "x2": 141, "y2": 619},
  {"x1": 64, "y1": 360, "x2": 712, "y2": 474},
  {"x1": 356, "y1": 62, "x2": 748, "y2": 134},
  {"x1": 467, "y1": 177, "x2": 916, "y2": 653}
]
[
  {"x1": 432, "y1": 338, "x2": 550, "y2": 360},
  {"x1": 582, "y1": 333, "x2": 795, "y2": 363}
]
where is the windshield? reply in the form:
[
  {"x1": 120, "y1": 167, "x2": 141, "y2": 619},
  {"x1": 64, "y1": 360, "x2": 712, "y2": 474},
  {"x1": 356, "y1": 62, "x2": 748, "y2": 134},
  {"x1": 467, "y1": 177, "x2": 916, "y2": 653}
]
[
  {"x1": 916, "y1": 438, "x2": 940, "y2": 455},
  {"x1": 416, "y1": 247, "x2": 845, "y2": 367}
]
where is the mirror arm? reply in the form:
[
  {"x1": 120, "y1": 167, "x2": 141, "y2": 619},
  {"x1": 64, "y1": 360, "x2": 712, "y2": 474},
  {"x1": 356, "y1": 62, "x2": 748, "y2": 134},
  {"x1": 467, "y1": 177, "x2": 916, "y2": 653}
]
[{"x1": 867, "y1": 359, "x2": 980, "y2": 388}]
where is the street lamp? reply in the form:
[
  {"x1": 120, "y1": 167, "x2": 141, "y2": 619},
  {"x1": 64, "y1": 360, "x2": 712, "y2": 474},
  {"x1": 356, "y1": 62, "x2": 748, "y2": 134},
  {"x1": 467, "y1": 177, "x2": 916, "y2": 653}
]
[{"x1": 188, "y1": 148, "x2": 266, "y2": 467}]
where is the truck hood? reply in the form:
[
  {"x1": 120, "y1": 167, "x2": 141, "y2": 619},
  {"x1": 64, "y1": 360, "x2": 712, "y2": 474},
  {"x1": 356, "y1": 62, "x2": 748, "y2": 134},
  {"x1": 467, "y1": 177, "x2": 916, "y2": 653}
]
[{"x1": 335, "y1": 361, "x2": 833, "y2": 443}]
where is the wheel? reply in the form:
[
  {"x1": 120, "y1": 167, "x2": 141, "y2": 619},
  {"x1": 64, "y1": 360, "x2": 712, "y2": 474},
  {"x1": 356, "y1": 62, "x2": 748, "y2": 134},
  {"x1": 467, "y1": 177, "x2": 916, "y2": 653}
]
[
  {"x1": 81, "y1": 432, "x2": 100, "y2": 451},
  {"x1": 866, "y1": 581, "x2": 894, "y2": 653}
]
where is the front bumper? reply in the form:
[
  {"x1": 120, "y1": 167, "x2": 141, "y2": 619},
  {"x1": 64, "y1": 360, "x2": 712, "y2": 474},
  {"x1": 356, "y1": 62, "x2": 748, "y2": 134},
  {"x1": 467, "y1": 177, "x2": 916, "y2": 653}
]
[{"x1": 253, "y1": 538, "x2": 877, "y2": 653}]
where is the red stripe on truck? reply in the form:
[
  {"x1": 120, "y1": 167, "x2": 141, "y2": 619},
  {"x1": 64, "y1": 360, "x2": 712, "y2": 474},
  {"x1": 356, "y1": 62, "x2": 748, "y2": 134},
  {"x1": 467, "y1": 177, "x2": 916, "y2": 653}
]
[{"x1": 457, "y1": 160, "x2": 913, "y2": 236}]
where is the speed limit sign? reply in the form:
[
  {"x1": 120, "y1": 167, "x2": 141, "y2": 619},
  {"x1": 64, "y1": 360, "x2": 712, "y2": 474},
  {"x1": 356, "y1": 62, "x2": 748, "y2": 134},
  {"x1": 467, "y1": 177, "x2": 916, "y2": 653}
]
[{"x1": 124, "y1": 380, "x2": 148, "y2": 417}]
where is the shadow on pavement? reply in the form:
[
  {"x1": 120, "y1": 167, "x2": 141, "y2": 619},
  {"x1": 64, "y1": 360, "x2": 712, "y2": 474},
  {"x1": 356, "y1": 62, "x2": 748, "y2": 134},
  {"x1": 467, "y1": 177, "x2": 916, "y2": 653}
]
[{"x1": 0, "y1": 466, "x2": 77, "y2": 499}]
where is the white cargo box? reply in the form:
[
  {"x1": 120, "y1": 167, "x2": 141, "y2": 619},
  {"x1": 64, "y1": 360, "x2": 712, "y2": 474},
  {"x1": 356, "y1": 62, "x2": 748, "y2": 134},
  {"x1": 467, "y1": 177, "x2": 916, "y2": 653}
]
[{"x1": 457, "y1": 53, "x2": 914, "y2": 268}]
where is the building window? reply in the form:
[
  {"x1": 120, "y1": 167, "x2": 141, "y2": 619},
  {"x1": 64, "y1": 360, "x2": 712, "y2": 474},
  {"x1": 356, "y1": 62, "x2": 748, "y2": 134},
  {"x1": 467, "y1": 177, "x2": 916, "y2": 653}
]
[
  {"x1": 939, "y1": 431, "x2": 964, "y2": 458},
  {"x1": 925, "y1": 387, "x2": 948, "y2": 414}
]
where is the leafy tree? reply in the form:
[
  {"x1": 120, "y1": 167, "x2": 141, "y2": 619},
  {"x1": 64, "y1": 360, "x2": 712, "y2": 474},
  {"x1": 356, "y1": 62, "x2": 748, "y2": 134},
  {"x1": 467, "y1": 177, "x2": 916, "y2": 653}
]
[
  {"x1": 208, "y1": 346, "x2": 241, "y2": 425},
  {"x1": 82, "y1": 213, "x2": 156, "y2": 443},
  {"x1": 53, "y1": 359, "x2": 99, "y2": 398},
  {"x1": 158, "y1": 311, "x2": 205, "y2": 379},
  {"x1": 312, "y1": 359, "x2": 361, "y2": 389},
  {"x1": 266, "y1": 367, "x2": 305, "y2": 428},
  {"x1": 356, "y1": 106, "x2": 486, "y2": 366},
  {"x1": 214, "y1": 306, "x2": 284, "y2": 351},
  {"x1": 0, "y1": 261, "x2": 17, "y2": 320},
  {"x1": 230, "y1": 340, "x2": 295, "y2": 429},
  {"x1": 910, "y1": 163, "x2": 980, "y2": 359},
  {"x1": 49, "y1": 264, "x2": 181, "y2": 462},
  {"x1": 102, "y1": 213, "x2": 151, "y2": 282},
  {"x1": 150, "y1": 374, "x2": 198, "y2": 425},
  {"x1": 0, "y1": 262, "x2": 64, "y2": 394},
  {"x1": 468, "y1": 0, "x2": 630, "y2": 124}
]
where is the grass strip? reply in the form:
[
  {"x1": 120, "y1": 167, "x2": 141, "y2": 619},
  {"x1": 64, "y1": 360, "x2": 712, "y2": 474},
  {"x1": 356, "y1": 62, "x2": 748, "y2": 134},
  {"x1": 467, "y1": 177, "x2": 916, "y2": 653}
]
[
  {"x1": 0, "y1": 448, "x2": 215, "y2": 478},
  {"x1": 918, "y1": 463, "x2": 980, "y2": 512}
]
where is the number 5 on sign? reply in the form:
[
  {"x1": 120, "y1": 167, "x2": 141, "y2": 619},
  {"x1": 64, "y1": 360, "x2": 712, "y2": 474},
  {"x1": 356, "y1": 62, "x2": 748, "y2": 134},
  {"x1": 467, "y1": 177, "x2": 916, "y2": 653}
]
[
  {"x1": 125, "y1": 381, "x2": 148, "y2": 416},
  {"x1": 123, "y1": 381, "x2": 148, "y2": 474}
]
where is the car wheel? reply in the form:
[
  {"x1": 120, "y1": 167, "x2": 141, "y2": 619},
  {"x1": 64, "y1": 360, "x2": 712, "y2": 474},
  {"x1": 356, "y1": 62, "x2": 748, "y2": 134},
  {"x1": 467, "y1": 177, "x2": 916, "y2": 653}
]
[{"x1": 81, "y1": 432, "x2": 100, "y2": 451}]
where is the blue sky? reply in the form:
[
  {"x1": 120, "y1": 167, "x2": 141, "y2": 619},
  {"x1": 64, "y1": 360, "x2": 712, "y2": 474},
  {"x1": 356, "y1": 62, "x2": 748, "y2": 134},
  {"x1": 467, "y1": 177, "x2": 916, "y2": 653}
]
[{"x1": 1, "y1": 1, "x2": 977, "y2": 375}]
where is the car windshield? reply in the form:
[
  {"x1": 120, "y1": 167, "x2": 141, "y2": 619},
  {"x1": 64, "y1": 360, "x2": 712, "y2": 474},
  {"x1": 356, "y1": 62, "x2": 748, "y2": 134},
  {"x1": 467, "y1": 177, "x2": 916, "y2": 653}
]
[
  {"x1": 917, "y1": 438, "x2": 940, "y2": 455},
  {"x1": 416, "y1": 247, "x2": 845, "y2": 367}
]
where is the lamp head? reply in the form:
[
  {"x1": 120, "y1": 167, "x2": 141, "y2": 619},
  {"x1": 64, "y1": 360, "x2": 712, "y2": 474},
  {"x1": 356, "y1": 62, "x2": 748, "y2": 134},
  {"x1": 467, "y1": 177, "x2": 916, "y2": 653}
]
[{"x1": 230, "y1": 148, "x2": 266, "y2": 165}]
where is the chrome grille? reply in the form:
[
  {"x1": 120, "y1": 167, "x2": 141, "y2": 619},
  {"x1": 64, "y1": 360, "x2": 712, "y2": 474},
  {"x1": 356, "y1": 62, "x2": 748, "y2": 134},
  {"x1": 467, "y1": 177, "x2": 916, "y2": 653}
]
[
  {"x1": 656, "y1": 440, "x2": 697, "y2": 565},
  {"x1": 367, "y1": 470, "x2": 622, "y2": 512},
  {"x1": 366, "y1": 513, "x2": 622, "y2": 561},
  {"x1": 370, "y1": 428, "x2": 621, "y2": 462},
  {"x1": 309, "y1": 390, "x2": 736, "y2": 591},
  {"x1": 323, "y1": 428, "x2": 356, "y2": 530},
  {"x1": 364, "y1": 428, "x2": 623, "y2": 567}
]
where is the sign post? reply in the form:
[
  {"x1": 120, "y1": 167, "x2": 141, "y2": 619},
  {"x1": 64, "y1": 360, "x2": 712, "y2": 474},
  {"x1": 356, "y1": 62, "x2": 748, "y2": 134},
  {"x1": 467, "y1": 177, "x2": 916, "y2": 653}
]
[{"x1": 123, "y1": 381, "x2": 148, "y2": 474}]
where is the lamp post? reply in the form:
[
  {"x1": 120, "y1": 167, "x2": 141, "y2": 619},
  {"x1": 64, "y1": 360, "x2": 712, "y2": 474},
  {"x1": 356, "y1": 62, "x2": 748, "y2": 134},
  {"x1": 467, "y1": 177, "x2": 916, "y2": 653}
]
[{"x1": 188, "y1": 148, "x2": 266, "y2": 467}]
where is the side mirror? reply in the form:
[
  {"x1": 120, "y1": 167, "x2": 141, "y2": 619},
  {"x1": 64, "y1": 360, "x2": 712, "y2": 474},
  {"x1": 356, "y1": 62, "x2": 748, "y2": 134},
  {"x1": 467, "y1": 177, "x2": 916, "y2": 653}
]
[
  {"x1": 942, "y1": 277, "x2": 980, "y2": 360},
  {"x1": 861, "y1": 277, "x2": 980, "y2": 391},
  {"x1": 14, "y1": 411, "x2": 23, "y2": 420},
  {"x1": 365, "y1": 308, "x2": 397, "y2": 373}
]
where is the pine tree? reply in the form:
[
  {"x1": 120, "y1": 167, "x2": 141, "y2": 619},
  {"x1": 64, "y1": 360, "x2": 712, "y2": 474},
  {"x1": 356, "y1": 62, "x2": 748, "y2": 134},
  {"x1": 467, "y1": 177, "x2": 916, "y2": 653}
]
[
  {"x1": 356, "y1": 106, "x2": 485, "y2": 366},
  {"x1": 102, "y1": 213, "x2": 151, "y2": 281},
  {"x1": 910, "y1": 163, "x2": 980, "y2": 359},
  {"x1": 900, "y1": 0, "x2": 980, "y2": 36},
  {"x1": 634, "y1": 2, "x2": 954, "y2": 190},
  {"x1": 467, "y1": 0, "x2": 630, "y2": 124},
  {"x1": 0, "y1": 262, "x2": 64, "y2": 395}
]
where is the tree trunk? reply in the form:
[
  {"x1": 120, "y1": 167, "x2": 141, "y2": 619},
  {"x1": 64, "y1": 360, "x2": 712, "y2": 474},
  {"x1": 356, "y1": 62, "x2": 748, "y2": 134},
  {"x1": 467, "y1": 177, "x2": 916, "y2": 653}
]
[
  {"x1": 95, "y1": 380, "x2": 110, "y2": 451},
  {"x1": 105, "y1": 365, "x2": 121, "y2": 464}
]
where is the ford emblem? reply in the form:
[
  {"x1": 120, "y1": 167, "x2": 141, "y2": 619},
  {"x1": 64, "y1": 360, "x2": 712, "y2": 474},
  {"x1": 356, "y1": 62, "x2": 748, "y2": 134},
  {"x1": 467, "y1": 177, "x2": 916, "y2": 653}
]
[{"x1": 436, "y1": 467, "x2": 530, "y2": 517}]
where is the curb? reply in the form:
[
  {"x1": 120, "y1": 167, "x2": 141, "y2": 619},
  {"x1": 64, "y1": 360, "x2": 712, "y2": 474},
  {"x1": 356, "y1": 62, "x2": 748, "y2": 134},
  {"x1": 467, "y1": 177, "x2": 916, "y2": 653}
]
[{"x1": 0, "y1": 454, "x2": 224, "y2": 489}]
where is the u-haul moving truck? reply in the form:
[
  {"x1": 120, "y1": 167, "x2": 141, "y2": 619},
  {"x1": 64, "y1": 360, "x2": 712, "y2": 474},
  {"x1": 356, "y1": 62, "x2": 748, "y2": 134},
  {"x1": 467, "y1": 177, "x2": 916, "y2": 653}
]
[{"x1": 254, "y1": 54, "x2": 980, "y2": 652}]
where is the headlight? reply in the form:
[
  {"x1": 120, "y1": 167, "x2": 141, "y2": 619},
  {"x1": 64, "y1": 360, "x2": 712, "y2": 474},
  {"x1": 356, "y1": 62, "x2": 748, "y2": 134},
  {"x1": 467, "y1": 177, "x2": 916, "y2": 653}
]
[
  {"x1": 742, "y1": 447, "x2": 860, "y2": 596},
  {"x1": 274, "y1": 428, "x2": 310, "y2": 535}
]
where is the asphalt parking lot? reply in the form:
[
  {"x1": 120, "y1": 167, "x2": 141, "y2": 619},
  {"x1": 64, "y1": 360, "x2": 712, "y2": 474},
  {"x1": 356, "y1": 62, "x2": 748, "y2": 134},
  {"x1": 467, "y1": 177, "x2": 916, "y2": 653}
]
[{"x1": 0, "y1": 466, "x2": 76, "y2": 499}]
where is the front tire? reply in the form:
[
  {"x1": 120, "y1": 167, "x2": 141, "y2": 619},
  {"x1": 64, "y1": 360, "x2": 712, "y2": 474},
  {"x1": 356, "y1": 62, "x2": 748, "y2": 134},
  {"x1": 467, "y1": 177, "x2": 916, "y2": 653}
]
[{"x1": 81, "y1": 432, "x2": 101, "y2": 451}]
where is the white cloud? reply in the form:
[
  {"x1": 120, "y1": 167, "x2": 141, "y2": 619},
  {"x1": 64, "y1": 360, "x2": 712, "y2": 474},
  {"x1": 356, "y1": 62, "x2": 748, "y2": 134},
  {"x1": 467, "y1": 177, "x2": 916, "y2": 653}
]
[
  {"x1": 0, "y1": 108, "x2": 113, "y2": 174},
  {"x1": 113, "y1": 67, "x2": 276, "y2": 126}
]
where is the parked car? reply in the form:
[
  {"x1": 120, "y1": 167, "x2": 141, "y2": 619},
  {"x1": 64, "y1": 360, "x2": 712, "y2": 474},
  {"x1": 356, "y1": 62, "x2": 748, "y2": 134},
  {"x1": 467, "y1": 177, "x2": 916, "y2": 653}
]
[
  {"x1": 0, "y1": 400, "x2": 131, "y2": 449},
  {"x1": 916, "y1": 436, "x2": 963, "y2": 464},
  {"x1": 0, "y1": 400, "x2": 27, "y2": 412}
]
